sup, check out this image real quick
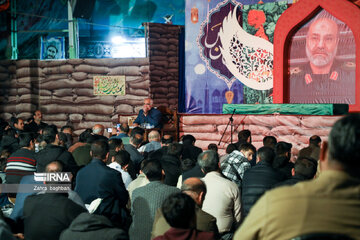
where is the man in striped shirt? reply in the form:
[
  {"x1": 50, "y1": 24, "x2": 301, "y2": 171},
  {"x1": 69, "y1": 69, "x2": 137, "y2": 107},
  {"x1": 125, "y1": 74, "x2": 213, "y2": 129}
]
[{"x1": 5, "y1": 132, "x2": 36, "y2": 184}]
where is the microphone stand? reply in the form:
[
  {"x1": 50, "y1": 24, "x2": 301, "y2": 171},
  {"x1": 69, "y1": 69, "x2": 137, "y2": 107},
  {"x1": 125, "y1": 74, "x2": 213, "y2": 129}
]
[{"x1": 218, "y1": 109, "x2": 236, "y2": 146}]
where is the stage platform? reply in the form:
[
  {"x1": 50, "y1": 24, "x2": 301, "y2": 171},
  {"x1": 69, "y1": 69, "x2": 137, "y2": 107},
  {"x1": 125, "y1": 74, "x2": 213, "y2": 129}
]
[{"x1": 223, "y1": 104, "x2": 348, "y2": 116}]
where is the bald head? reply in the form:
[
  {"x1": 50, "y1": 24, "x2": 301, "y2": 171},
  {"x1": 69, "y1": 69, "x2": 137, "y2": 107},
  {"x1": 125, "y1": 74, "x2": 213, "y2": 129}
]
[
  {"x1": 181, "y1": 177, "x2": 206, "y2": 206},
  {"x1": 143, "y1": 98, "x2": 153, "y2": 114},
  {"x1": 93, "y1": 124, "x2": 105, "y2": 136},
  {"x1": 148, "y1": 130, "x2": 160, "y2": 142},
  {"x1": 45, "y1": 161, "x2": 63, "y2": 173}
]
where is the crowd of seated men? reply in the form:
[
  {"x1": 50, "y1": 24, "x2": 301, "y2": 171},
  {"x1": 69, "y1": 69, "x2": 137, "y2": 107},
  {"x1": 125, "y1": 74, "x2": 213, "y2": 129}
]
[{"x1": 0, "y1": 110, "x2": 359, "y2": 240}]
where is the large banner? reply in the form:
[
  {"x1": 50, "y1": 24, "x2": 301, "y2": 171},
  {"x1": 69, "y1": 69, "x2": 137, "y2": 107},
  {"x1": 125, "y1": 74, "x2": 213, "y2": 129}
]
[{"x1": 184, "y1": 0, "x2": 289, "y2": 113}]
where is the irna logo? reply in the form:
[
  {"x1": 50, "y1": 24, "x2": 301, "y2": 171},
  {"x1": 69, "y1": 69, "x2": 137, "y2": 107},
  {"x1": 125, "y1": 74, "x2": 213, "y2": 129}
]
[{"x1": 34, "y1": 172, "x2": 72, "y2": 182}]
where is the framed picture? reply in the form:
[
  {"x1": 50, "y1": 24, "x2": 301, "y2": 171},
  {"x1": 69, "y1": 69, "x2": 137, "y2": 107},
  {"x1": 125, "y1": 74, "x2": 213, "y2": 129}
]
[
  {"x1": 273, "y1": 0, "x2": 360, "y2": 112},
  {"x1": 40, "y1": 36, "x2": 65, "y2": 60}
]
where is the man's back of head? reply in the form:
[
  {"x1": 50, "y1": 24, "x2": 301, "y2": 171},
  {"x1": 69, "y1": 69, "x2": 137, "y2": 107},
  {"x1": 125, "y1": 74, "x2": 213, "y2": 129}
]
[
  {"x1": 45, "y1": 160, "x2": 63, "y2": 173},
  {"x1": 275, "y1": 141, "x2": 292, "y2": 157},
  {"x1": 309, "y1": 135, "x2": 321, "y2": 147},
  {"x1": 263, "y1": 136, "x2": 277, "y2": 149},
  {"x1": 162, "y1": 192, "x2": 196, "y2": 229},
  {"x1": 90, "y1": 140, "x2": 109, "y2": 161},
  {"x1": 166, "y1": 142, "x2": 183, "y2": 157},
  {"x1": 327, "y1": 113, "x2": 360, "y2": 177},
  {"x1": 18, "y1": 132, "x2": 35, "y2": 149},
  {"x1": 181, "y1": 177, "x2": 206, "y2": 206},
  {"x1": 197, "y1": 150, "x2": 219, "y2": 174},
  {"x1": 238, "y1": 130, "x2": 251, "y2": 143},
  {"x1": 182, "y1": 134, "x2": 196, "y2": 145},
  {"x1": 42, "y1": 125, "x2": 58, "y2": 144},
  {"x1": 130, "y1": 127, "x2": 145, "y2": 137},
  {"x1": 294, "y1": 157, "x2": 317, "y2": 180},
  {"x1": 130, "y1": 133, "x2": 143, "y2": 148},
  {"x1": 120, "y1": 123, "x2": 130, "y2": 134},
  {"x1": 108, "y1": 138, "x2": 123, "y2": 151},
  {"x1": 142, "y1": 159, "x2": 163, "y2": 181},
  {"x1": 92, "y1": 124, "x2": 104, "y2": 136},
  {"x1": 148, "y1": 130, "x2": 160, "y2": 142},
  {"x1": 257, "y1": 146, "x2": 275, "y2": 164}
]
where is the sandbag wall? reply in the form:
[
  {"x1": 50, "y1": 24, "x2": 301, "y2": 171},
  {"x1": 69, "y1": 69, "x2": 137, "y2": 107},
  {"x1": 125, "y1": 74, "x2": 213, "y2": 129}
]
[
  {"x1": 179, "y1": 114, "x2": 341, "y2": 156},
  {"x1": 146, "y1": 23, "x2": 182, "y2": 109},
  {"x1": 0, "y1": 58, "x2": 150, "y2": 135},
  {"x1": 0, "y1": 60, "x2": 29, "y2": 121}
]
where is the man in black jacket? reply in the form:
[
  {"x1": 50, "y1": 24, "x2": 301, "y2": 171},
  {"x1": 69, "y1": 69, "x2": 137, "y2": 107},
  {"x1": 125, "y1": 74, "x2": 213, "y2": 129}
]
[
  {"x1": 75, "y1": 140, "x2": 129, "y2": 228},
  {"x1": 24, "y1": 110, "x2": 47, "y2": 133},
  {"x1": 275, "y1": 156, "x2": 317, "y2": 187},
  {"x1": 241, "y1": 147, "x2": 286, "y2": 220},
  {"x1": 36, "y1": 125, "x2": 78, "y2": 174}
]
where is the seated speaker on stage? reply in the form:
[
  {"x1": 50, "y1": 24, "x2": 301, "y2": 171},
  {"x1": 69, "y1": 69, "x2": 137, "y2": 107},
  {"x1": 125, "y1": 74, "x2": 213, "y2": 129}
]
[{"x1": 133, "y1": 98, "x2": 162, "y2": 129}]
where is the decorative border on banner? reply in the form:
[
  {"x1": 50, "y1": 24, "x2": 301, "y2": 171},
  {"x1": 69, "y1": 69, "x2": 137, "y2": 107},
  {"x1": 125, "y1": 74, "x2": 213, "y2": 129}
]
[{"x1": 197, "y1": 0, "x2": 241, "y2": 89}]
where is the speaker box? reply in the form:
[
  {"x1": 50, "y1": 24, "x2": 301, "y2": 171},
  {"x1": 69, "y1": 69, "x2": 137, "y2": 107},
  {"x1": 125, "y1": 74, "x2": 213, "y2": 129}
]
[{"x1": 72, "y1": 0, "x2": 96, "y2": 19}]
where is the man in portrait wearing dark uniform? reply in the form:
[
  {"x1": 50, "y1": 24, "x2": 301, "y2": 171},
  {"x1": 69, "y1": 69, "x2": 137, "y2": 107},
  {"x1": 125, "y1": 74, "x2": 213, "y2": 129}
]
[{"x1": 289, "y1": 16, "x2": 355, "y2": 104}]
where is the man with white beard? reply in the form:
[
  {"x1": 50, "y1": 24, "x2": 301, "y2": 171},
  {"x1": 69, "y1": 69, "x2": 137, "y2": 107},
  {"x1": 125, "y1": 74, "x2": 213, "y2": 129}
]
[{"x1": 289, "y1": 14, "x2": 355, "y2": 104}]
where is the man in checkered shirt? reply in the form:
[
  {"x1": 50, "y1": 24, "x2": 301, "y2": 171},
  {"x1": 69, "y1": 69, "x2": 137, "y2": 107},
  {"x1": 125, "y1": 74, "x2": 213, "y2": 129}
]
[{"x1": 221, "y1": 143, "x2": 256, "y2": 187}]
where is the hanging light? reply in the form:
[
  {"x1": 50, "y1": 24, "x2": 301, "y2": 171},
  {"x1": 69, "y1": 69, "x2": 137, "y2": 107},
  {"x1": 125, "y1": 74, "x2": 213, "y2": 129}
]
[{"x1": 191, "y1": 6, "x2": 199, "y2": 24}]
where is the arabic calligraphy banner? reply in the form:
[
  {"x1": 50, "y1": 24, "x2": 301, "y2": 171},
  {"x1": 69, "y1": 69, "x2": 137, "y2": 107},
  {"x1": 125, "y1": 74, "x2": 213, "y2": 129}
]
[{"x1": 93, "y1": 76, "x2": 126, "y2": 95}]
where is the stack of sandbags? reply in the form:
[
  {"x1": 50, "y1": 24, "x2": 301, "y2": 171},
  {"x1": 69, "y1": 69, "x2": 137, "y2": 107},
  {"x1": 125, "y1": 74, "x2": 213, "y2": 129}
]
[
  {"x1": 147, "y1": 23, "x2": 182, "y2": 109},
  {"x1": 180, "y1": 114, "x2": 341, "y2": 156},
  {"x1": 0, "y1": 58, "x2": 151, "y2": 136}
]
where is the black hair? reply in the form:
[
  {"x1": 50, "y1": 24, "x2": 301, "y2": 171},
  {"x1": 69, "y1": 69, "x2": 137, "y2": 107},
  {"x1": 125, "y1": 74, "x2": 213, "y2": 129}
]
[
  {"x1": 275, "y1": 141, "x2": 292, "y2": 156},
  {"x1": 226, "y1": 143, "x2": 237, "y2": 154},
  {"x1": 208, "y1": 143, "x2": 218, "y2": 152},
  {"x1": 309, "y1": 135, "x2": 322, "y2": 146},
  {"x1": 167, "y1": 142, "x2": 183, "y2": 157},
  {"x1": 239, "y1": 142, "x2": 256, "y2": 153},
  {"x1": 18, "y1": 132, "x2": 35, "y2": 148},
  {"x1": 197, "y1": 150, "x2": 219, "y2": 174},
  {"x1": 294, "y1": 156, "x2": 317, "y2": 179},
  {"x1": 9, "y1": 117, "x2": 17, "y2": 127},
  {"x1": 238, "y1": 130, "x2": 251, "y2": 143},
  {"x1": 257, "y1": 146, "x2": 275, "y2": 164},
  {"x1": 91, "y1": 140, "x2": 109, "y2": 160},
  {"x1": 113, "y1": 150, "x2": 131, "y2": 167},
  {"x1": 78, "y1": 129, "x2": 93, "y2": 143},
  {"x1": 119, "y1": 123, "x2": 130, "y2": 134},
  {"x1": 130, "y1": 127, "x2": 145, "y2": 137},
  {"x1": 108, "y1": 138, "x2": 123, "y2": 151},
  {"x1": 142, "y1": 159, "x2": 163, "y2": 181},
  {"x1": 263, "y1": 136, "x2": 277, "y2": 149},
  {"x1": 328, "y1": 114, "x2": 360, "y2": 175},
  {"x1": 182, "y1": 135, "x2": 196, "y2": 145},
  {"x1": 181, "y1": 158, "x2": 196, "y2": 172},
  {"x1": 162, "y1": 193, "x2": 196, "y2": 229},
  {"x1": 58, "y1": 132, "x2": 68, "y2": 144},
  {"x1": 42, "y1": 125, "x2": 58, "y2": 144},
  {"x1": 130, "y1": 134, "x2": 143, "y2": 146}
]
